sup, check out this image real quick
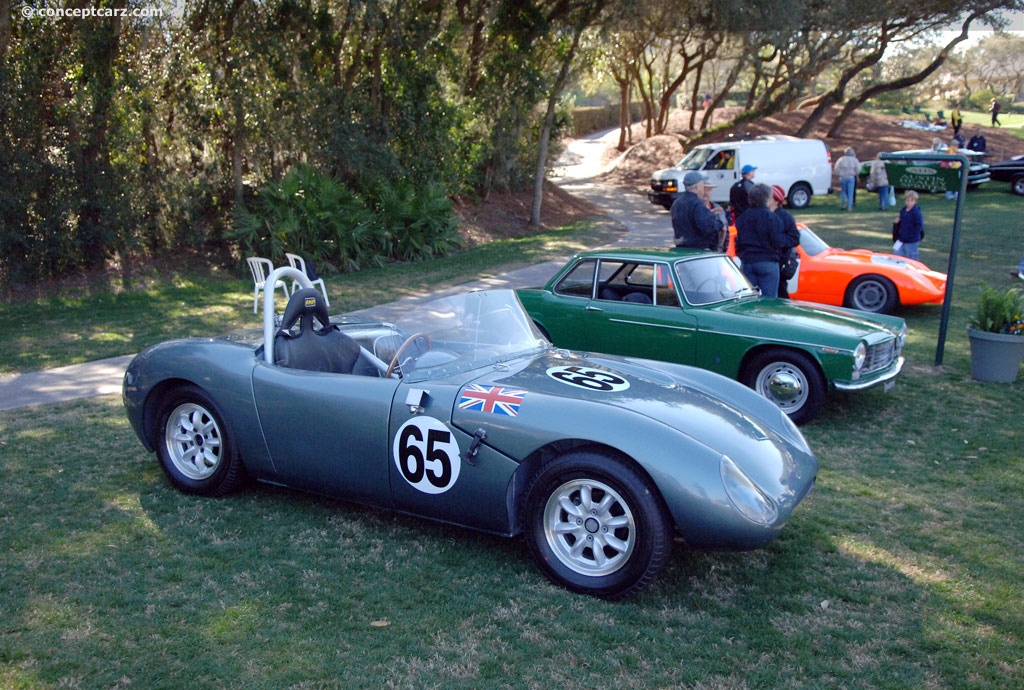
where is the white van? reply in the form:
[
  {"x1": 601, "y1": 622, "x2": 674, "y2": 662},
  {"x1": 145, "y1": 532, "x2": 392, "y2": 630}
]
[{"x1": 647, "y1": 135, "x2": 832, "y2": 210}]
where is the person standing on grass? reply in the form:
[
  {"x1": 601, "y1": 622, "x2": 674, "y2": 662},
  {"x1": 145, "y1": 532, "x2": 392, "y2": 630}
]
[
  {"x1": 769, "y1": 185, "x2": 800, "y2": 299},
  {"x1": 735, "y1": 184, "x2": 787, "y2": 298},
  {"x1": 729, "y1": 164, "x2": 756, "y2": 222},
  {"x1": 833, "y1": 147, "x2": 861, "y2": 211},
  {"x1": 671, "y1": 171, "x2": 724, "y2": 251},
  {"x1": 950, "y1": 105, "x2": 963, "y2": 136},
  {"x1": 990, "y1": 98, "x2": 1002, "y2": 127},
  {"x1": 867, "y1": 158, "x2": 891, "y2": 211},
  {"x1": 893, "y1": 190, "x2": 924, "y2": 261}
]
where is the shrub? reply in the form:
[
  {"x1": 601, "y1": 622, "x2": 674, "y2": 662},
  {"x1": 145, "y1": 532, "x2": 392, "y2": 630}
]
[
  {"x1": 367, "y1": 179, "x2": 461, "y2": 263},
  {"x1": 232, "y1": 167, "x2": 460, "y2": 273}
]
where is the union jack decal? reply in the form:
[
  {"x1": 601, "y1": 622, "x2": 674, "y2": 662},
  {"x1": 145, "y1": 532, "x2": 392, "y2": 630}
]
[{"x1": 458, "y1": 385, "x2": 526, "y2": 416}]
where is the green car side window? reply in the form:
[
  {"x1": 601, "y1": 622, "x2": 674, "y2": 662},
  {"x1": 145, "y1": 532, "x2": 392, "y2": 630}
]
[
  {"x1": 676, "y1": 256, "x2": 754, "y2": 305},
  {"x1": 554, "y1": 258, "x2": 597, "y2": 298}
]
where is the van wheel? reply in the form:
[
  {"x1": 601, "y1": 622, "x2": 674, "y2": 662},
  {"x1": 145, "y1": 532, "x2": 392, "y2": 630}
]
[{"x1": 788, "y1": 183, "x2": 812, "y2": 209}]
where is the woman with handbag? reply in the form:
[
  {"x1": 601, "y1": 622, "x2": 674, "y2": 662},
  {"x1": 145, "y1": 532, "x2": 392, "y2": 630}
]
[{"x1": 770, "y1": 185, "x2": 800, "y2": 298}]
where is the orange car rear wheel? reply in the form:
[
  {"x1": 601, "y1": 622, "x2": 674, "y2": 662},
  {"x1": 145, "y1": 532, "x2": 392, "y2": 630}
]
[{"x1": 844, "y1": 275, "x2": 898, "y2": 314}]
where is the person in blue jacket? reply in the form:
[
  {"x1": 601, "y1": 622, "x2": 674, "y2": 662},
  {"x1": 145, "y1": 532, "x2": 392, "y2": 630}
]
[{"x1": 894, "y1": 190, "x2": 924, "y2": 261}]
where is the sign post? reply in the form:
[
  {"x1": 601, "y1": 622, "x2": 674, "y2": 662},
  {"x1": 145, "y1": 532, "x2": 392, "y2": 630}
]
[{"x1": 879, "y1": 152, "x2": 969, "y2": 367}]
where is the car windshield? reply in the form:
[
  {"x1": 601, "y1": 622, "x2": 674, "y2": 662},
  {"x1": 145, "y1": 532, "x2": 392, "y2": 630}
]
[
  {"x1": 674, "y1": 255, "x2": 758, "y2": 305},
  {"x1": 674, "y1": 147, "x2": 714, "y2": 170},
  {"x1": 385, "y1": 289, "x2": 549, "y2": 381},
  {"x1": 798, "y1": 226, "x2": 829, "y2": 257}
]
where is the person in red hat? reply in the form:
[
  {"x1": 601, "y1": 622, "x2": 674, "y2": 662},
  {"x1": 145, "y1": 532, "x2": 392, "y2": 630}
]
[{"x1": 768, "y1": 185, "x2": 800, "y2": 298}]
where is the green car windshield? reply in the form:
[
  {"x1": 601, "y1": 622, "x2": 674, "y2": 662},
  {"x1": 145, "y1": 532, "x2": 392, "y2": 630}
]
[
  {"x1": 388, "y1": 289, "x2": 549, "y2": 381},
  {"x1": 675, "y1": 255, "x2": 759, "y2": 305}
]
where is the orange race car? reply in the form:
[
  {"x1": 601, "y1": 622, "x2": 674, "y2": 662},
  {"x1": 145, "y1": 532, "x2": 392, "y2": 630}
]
[{"x1": 728, "y1": 224, "x2": 946, "y2": 314}]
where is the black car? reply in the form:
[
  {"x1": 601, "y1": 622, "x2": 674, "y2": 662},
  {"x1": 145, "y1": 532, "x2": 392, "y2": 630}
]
[{"x1": 988, "y1": 155, "x2": 1024, "y2": 196}]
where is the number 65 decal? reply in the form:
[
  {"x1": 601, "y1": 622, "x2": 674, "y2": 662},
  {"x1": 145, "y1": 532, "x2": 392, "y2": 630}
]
[
  {"x1": 546, "y1": 365, "x2": 630, "y2": 392},
  {"x1": 393, "y1": 417, "x2": 462, "y2": 494}
]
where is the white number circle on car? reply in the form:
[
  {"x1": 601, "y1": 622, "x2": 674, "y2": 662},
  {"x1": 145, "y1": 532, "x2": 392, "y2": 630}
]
[
  {"x1": 393, "y1": 417, "x2": 461, "y2": 494},
  {"x1": 546, "y1": 365, "x2": 630, "y2": 392}
]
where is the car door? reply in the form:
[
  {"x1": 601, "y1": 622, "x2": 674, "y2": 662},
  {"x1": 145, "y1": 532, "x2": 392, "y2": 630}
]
[
  {"x1": 577, "y1": 259, "x2": 698, "y2": 364},
  {"x1": 703, "y1": 148, "x2": 738, "y2": 203},
  {"x1": 386, "y1": 381, "x2": 521, "y2": 534},
  {"x1": 252, "y1": 362, "x2": 399, "y2": 505}
]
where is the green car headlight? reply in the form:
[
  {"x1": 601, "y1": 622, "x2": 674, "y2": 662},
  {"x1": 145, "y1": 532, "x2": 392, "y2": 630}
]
[
  {"x1": 720, "y1": 455, "x2": 777, "y2": 525},
  {"x1": 853, "y1": 342, "x2": 867, "y2": 372}
]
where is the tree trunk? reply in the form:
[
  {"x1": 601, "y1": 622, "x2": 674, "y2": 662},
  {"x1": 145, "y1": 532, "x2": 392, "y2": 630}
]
[
  {"x1": 796, "y1": 48, "x2": 883, "y2": 138},
  {"x1": 531, "y1": 3, "x2": 603, "y2": 228}
]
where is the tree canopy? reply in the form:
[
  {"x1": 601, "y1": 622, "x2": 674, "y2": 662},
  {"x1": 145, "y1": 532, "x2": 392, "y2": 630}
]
[{"x1": 1, "y1": 0, "x2": 1021, "y2": 290}]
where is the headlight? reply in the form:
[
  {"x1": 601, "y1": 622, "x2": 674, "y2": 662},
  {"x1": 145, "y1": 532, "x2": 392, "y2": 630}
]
[
  {"x1": 720, "y1": 455, "x2": 777, "y2": 525},
  {"x1": 853, "y1": 342, "x2": 867, "y2": 372},
  {"x1": 896, "y1": 324, "x2": 907, "y2": 352}
]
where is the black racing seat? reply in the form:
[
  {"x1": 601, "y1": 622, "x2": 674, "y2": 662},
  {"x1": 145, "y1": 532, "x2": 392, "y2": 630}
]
[{"x1": 273, "y1": 288, "x2": 361, "y2": 374}]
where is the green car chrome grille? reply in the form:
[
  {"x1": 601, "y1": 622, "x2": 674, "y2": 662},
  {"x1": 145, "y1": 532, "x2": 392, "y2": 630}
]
[{"x1": 863, "y1": 339, "x2": 897, "y2": 374}]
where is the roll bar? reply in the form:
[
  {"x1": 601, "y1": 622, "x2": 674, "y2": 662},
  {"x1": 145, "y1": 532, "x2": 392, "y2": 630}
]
[{"x1": 263, "y1": 266, "x2": 313, "y2": 364}]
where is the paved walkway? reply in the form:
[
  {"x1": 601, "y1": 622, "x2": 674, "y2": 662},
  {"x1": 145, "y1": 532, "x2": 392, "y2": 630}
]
[{"x1": 0, "y1": 127, "x2": 671, "y2": 411}]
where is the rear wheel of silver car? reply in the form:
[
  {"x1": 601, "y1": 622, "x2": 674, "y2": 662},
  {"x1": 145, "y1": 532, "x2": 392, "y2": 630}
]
[
  {"x1": 1012, "y1": 175, "x2": 1024, "y2": 196},
  {"x1": 845, "y1": 275, "x2": 898, "y2": 314},
  {"x1": 523, "y1": 450, "x2": 673, "y2": 599},
  {"x1": 742, "y1": 348, "x2": 826, "y2": 425},
  {"x1": 155, "y1": 385, "x2": 243, "y2": 497}
]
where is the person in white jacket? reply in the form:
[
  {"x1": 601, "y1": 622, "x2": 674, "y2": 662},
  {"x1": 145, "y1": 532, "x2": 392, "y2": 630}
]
[{"x1": 833, "y1": 147, "x2": 861, "y2": 211}]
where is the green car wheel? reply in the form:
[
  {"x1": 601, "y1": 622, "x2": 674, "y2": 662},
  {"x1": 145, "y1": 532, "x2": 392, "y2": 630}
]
[{"x1": 742, "y1": 349, "x2": 826, "y2": 426}]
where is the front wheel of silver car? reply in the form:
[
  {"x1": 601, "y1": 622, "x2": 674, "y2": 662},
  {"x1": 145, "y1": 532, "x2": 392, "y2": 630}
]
[
  {"x1": 742, "y1": 349, "x2": 826, "y2": 425},
  {"x1": 523, "y1": 450, "x2": 672, "y2": 599},
  {"x1": 155, "y1": 385, "x2": 243, "y2": 497}
]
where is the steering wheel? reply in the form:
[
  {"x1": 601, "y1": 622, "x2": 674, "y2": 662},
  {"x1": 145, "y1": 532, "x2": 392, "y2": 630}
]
[{"x1": 385, "y1": 332, "x2": 431, "y2": 379}]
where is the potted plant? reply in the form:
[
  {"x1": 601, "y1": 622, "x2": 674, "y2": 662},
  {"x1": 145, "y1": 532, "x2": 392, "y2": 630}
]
[{"x1": 967, "y1": 284, "x2": 1024, "y2": 382}]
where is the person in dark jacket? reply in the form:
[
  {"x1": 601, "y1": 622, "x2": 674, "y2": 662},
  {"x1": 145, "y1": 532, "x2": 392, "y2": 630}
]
[
  {"x1": 894, "y1": 190, "x2": 924, "y2": 261},
  {"x1": 729, "y1": 164, "x2": 756, "y2": 222},
  {"x1": 671, "y1": 171, "x2": 725, "y2": 250},
  {"x1": 735, "y1": 184, "x2": 788, "y2": 298},
  {"x1": 769, "y1": 185, "x2": 800, "y2": 298}
]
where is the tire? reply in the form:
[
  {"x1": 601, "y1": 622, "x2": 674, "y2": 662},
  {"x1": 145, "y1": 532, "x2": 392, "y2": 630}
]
[
  {"x1": 522, "y1": 450, "x2": 673, "y2": 599},
  {"x1": 844, "y1": 275, "x2": 898, "y2": 314},
  {"x1": 741, "y1": 348, "x2": 826, "y2": 425},
  {"x1": 1012, "y1": 175, "x2": 1024, "y2": 197},
  {"x1": 788, "y1": 182, "x2": 812, "y2": 209},
  {"x1": 155, "y1": 385, "x2": 244, "y2": 497}
]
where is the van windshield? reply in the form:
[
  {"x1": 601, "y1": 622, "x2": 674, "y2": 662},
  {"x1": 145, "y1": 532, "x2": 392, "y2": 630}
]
[{"x1": 674, "y1": 148, "x2": 714, "y2": 171}]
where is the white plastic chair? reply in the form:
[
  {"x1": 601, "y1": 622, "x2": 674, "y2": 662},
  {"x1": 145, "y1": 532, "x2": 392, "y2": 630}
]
[
  {"x1": 285, "y1": 252, "x2": 329, "y2": 306},
  {"x1": 246, "y1": 257, "x2": 289, "y2": 313}
]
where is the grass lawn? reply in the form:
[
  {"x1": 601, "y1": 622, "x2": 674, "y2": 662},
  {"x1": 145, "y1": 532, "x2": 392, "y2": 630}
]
[{"x1": 1, "y1": 186, "x2": 1023, "y2": 689}]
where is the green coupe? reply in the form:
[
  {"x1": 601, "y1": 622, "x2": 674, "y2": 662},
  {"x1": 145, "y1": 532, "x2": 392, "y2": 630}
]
[{"x1": 518, "y1": 248, "x2": 907, "y2": 425}]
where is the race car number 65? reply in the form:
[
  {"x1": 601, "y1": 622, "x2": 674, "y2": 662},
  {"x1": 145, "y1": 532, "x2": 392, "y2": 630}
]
[
  {"x1": 393, "y1": 417, "x2": 461, "y2": 494},
  {"x1": 546, "y1": 365, "x2": 630, "y2": 392}
]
